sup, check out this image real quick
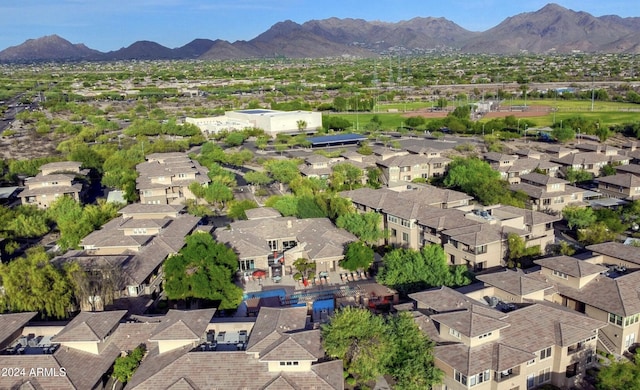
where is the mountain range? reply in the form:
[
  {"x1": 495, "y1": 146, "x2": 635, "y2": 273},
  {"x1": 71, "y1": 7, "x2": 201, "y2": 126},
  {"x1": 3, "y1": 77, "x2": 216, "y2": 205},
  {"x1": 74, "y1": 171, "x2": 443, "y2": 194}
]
[{"x1": 2, "y1": 3, "x2": 640, "y2": 62}]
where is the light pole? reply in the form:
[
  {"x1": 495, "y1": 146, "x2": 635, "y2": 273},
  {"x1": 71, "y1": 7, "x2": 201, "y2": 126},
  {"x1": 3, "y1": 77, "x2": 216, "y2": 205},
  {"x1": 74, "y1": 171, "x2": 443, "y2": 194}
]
[
  {"x1": 482, "y1": 123, "x2": 485, "y2": 137},
  {"x1": 591, "y1": 73, "x2": 596, "y2": 112},
  {"x1": 577, "y1": 127, "x2": 581, "y2": 144},
  {"x1": 517, "y1": 118, "x2": 521, "y2": 132}
]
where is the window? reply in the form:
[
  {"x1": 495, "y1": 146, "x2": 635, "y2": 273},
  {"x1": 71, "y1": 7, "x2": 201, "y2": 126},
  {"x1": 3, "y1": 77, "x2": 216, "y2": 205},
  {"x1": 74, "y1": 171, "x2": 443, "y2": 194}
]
[
  {"x1": 388, "y1": 215, "x2": 399, "y2": 224},
  {"x1": 279, "y1": 361, "x2": 299, "y2": 366},
  {"x1": 609, "y1": 313, "x2": 623, "y2": 326},
  {"x1": 391, "y1": 228, "x2": 397, "y2": 238},
  {"x1": 624, "y1": 314, "x2": 640, "y2": 327},
  {"x1": 538, "y1": 368, "x2": 551, "y2": 384},
  {"x1": 454, "y1": 370, "x2": 467, "y2": 386},
  {"x1": 565, "y1": 362, "x2": 578, "y2": 378},
  {"x1": 540, "y1": 347, "x2": 552, "y2": 360},
  {"x1": 402, "y1": 232, "x2": 409, "y2": 242},
  {"x1": 527, "y1": 358, "x2": 536, "y2": 366},
  {"x1": 239, "y1": 259, "x2": 254, "y2": 271},
  {"x1": 268, "y1": 240, "x2": 278, "y2": 251},
  {"x1": 527, "y1": 374, "x2": 535, "y2": 389},
  {"x1": 132, "y1": 228, "x2": 148, "y2": 235},
  {"x1": 449, "y1": 328, "x2": 461, "y2": 339},
  {"x1": 400, "y1": 219, "x2": 411, "y2": 228},
  {"x1": 475, "y1": 245, "x2": 488, "y2": 255},
  {"x1": 552, "y1": 270, "x2": 568, "y2": 279},
  {"x1": 178, "y1": 173, "x2": 187, "y2": 178},
  {"x1": 468, "y1": 370, "x2": 491, "y2": 386},
  {"x1": 478, "y1": 332, "x2": 492, "y2": 339}
]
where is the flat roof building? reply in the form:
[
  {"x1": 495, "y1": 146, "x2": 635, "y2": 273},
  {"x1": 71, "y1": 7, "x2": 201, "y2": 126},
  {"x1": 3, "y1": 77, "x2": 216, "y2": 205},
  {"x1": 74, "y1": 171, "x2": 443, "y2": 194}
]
[{"x1": 187, "y1": 109, "x2": 322, "y2": 136}]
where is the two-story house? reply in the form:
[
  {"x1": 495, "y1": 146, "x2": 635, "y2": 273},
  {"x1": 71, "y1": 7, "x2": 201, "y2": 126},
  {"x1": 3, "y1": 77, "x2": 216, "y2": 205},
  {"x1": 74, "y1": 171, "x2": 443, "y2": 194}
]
[
  {"x1": 19, "y1": 161, "x2": 88, "y2": 208},
  {"x1": 409, "y1": 286, "x2": 605, "y2": 390},
  {"x1": 510, "y1": 172, "x2": 586, "y2": 212},
  {"x1": 136, "y1": 152, "x2": 210, "y2": 205},
  {"x1": 483, "y1": 153, "x2": 560, "y2": 184},
  {"x1": 596, "y1": 173, "x2": 640, "y2": 201},
  {"x1": 551, "y1": 152, "x2": 629, "y2": 178},
  {"x1": 377, "y1": 153, "x2": 451, "y2": 185}
]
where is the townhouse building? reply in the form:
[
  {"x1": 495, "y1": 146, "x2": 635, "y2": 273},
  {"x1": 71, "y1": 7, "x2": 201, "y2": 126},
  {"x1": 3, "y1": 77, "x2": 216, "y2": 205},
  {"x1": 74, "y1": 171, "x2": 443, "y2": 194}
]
[
  {"x1": 136, "y1": 152, "x2": 209, "y2": 205},
  {"x1": 409, "y1": 286, "x2": 604, "y2": 390},
  {"x1": 376, "y1": 153, "x2": 451, "y2": 185},
  {"x1": 596, "y1": 173, "x2": 640, "y2": 201},
  {"x1": 510, "y1": 172, "x2": 586, "y2": 213},
  {"x1": 482, "y1": 152, "x2": 560, "y2": 184},
  {"x1": 19, "y1": 161, "x2": 87, "y2": 208},
  {"x1": 551, "y1": 151, "x2": 629, "y2": 177},
  {"x1": 341, "y1": 187, "x2": 558, "y2": 270},
  {"x1": 54, "y1": 203, "x2": 202, "y2": 310},
  {"x1": 472, "y1": 243, "x2": 640, "y2": 356}
]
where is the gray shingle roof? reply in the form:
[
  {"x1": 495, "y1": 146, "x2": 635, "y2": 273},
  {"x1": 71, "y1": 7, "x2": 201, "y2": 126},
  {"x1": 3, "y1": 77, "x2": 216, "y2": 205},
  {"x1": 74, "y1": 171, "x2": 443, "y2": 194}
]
[{"x1": 52, "y1": 310, "x2": 127, "y2": 342}]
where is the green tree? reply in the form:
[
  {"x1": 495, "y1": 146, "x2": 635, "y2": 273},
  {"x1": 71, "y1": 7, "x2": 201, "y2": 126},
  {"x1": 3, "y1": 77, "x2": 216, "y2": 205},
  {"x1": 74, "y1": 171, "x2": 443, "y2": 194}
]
[
  {"x1": 443, "y1": 157, "x2": 518, "y2": 205},
  {"x1": 377, "y1": 245, "x2": 471, "y2": 296},
  {"x1": 336, "y1": 212, "x2": 384, "y2": 245},
  {"x1": 564, "y1": 168, "x2": 593, "y2": 184},
  {"x1": 322, "y1": 307, "x2": 393, "y2": 383},
  {"x1": 265, "y1": 195, "x2": 299, "y2": 217},
  {"x1": 244, "y1": 171, "x2": 273, "y2": 187},
  {"x1": 563, "y1": 206, "x2": 597, "y2": 229},
  {"x1": 340, "y1": 241, "x2": 374, "y2": 272},
  {"x1": 596, "y1": 351, "x2": 640, "y2": 390},
  {"x1": 264, "y1": 159, "x2": 301, "y2": 184},
  {"x1": 163, "y1": 232, "x2": 243, "y2": 310},
  {"x1": 112, "y1": 344, "x2": 146, "y2": 384},
  {"x1": 330, "y1": 163, "x2": 362, "y2": 191},
  {"x1": 0, "y1": 247, "x2": 75, "y2": 319},
  {"x1": 227, "y1": 199, "x2": 259, "y2": 220},
  {"x1": 577, "y1": 222, "x2": 617, "y2": 246},
  {"x1": 224, "y1": 132, "x2": 246, "y2": 147},
  {"x1": 387, "y1": 312, "x2": 443, "y2": 390},
  {"x1": 506, "y1": 233, "x2": 541, "y2": 268},
  {"x1": 292, "y1": 257, "x2": 316, "y2": 283},
  {"x1": 552, "y1": 127, "x2": 576, "y2": 143}
]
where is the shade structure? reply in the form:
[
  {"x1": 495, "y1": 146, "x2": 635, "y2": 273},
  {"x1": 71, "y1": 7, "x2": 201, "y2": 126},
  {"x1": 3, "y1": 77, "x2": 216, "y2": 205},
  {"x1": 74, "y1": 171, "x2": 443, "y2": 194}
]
[{"x1": 252, "y1": 269, "x2": 267, "y2": 278}]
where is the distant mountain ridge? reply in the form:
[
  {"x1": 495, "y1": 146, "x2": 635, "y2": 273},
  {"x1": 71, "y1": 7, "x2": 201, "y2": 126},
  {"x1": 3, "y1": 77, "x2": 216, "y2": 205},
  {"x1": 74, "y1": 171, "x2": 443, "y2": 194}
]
[{"x1": 2, "y1": 3, "x2": 640, "y2": 62}]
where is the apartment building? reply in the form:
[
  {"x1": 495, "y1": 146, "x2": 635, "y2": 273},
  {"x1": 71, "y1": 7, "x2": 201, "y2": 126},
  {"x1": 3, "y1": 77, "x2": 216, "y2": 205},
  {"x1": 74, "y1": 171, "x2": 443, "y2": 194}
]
[
  {"x1": 136, "y1": 152, "x2": 209, "y2": 205},
  {"x1": 377, "y1": 153, "x2": 450, "y2": 185},
  {"x1": 596, "y1": 173, "x2": 640, "y2": 201},
  {"x1": 510, "y1": 172, "x2": 586, "y2": 212},
  {"x1": 409, "y1": 286, "x2": 604, "y2": 390},
  {"x1": 482, "y1": 152, "x2": 560, "y2": 184},
  {"x1": 19, "y1": 161, "x2": 87, "y2": 208},
  {"x1": 341, "y1": 187, "x2": 558, "y2": 270}
]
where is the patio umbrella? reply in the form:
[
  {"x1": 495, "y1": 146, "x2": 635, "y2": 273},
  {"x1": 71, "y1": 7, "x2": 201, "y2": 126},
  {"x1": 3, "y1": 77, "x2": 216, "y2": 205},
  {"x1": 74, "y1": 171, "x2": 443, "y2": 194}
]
[{"x1": 252, "y1": 270, "x2": 267, "y2": 279}]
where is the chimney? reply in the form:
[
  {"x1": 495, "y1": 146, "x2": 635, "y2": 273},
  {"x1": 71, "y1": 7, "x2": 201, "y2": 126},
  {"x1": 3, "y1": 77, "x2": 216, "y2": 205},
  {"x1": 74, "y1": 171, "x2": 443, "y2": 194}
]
[{"x1": 287, "y1": 220, "x2": 292, "y2": 229}]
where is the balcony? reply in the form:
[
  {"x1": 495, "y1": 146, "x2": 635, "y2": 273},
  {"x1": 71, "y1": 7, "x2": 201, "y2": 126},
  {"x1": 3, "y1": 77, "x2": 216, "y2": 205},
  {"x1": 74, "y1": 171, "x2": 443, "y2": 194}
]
[
  {"x1": 568, "y1": 342, "x2": 585, "y2": 355},
  {"x1": 495, "y1": 366, "x2": 520, "y2": 382}
]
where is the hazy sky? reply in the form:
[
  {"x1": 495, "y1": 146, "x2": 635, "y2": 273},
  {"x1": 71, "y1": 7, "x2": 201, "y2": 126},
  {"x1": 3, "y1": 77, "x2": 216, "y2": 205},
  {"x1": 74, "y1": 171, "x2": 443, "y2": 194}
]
[{"x1": 2, "y1": 0, "x2": 639, "y2": 52}]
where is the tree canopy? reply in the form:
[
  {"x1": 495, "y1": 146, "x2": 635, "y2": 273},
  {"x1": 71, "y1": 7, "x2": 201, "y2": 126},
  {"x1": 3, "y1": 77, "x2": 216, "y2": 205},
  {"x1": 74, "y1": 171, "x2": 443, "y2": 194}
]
[
  {"x1": 597, "y1": 351, "x2": 640, "y2": 390},
  {"x1": 322, "y1": 307, "x2": 442, "y2": 388},
  {"x1": 377, "y1": 245, "x2": 471, "y2": 296},
  {"x1": 336, "y1": 212, "x2": 384, "y2": 245},
  {"x1": 0, "y1": 246, "x2": 75, "y2": 319},
  {"x1": 163, "y1": 232, "x2": 243, "y2": 310},
  {"x1": 340, "y1": 241, "x2": 374, "y2": 272}
]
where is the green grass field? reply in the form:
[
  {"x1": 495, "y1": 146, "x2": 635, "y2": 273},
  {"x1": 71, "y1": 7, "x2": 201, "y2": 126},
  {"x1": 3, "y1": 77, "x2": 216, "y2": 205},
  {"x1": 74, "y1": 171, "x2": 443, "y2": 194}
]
[{"x1": 326, "y1": 99, "x2": 640, "y2": 130}]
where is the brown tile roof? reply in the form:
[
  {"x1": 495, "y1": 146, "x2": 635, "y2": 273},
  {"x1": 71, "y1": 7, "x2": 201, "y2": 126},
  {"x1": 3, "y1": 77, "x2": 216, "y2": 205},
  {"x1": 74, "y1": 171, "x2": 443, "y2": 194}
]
[
  {"x1": 247, "y1": 307, "x2": 309, "y2": 354},
  {"x1": 148, "y1": 309, "x2": 215, "y2": 342},
  {"x1": 0, "y1": 355, "x2": 74, "y2": 390},
  {"x1": 597, "y1": 173, "x2": 640, "y2": 189},
  {"x1": 476, "y1": 269, "x2": 553, "y2": 296},
  {"x1": 416, "y1": 207, "x2": 478, "y2": 231},
  {"x1": 534, "y1": 256, "x2": 607, "y2": 277},
  {"x1": 615, "y1": 163, "x2": 640, "y2": 176},
  {"x1": 127, "y1": 348, "x2": 342, "y2": 390},
  {"x1": 430, "y1": 305, "x2": 510, "y2": 337},
  {"x1": 491, "y1": 205, "x2": 561, "y2": 226},
  {"x1": 409, "y1": 286, "x2": 477, "y2": 313},
  {"x1": 245, "y1": 207, "x2": 282, "y2": 220},
  {"x1": 500, "y1": 303, "x2": 605, "y2": 351},
  {"x1": 0, "y1": 312, "x2": 37, "y2": 346},
  {"x1": 259, "y1": 329, "x2": 324, "y2": 361},
  {"x1": 519, "y1": 172, "x2": 567, "y2": 186},
  {"x1": 554, "y1": 271, "x2": 640, "y2": 317},
  {"x1": 435, "y1": 342, "x2": 533, "y2": 375},
  {"x1": 587, "y1": 241, "x2": 640, "y2": 265},
  {"x1": 54, "y1": 343, "x2": 121, "y2": 389},
  {"x1": 52, "y1": 310, "x2": 127, "y2": 342},
  {"x1": 443, "y1": 223, "x2": 526, "y2": 246}
]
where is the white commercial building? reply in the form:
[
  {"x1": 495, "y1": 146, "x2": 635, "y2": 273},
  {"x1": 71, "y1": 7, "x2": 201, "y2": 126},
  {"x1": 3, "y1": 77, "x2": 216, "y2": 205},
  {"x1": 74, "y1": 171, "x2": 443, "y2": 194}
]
[{"x1": 186, "y1": 109, "x2": 322, "y2": 137}]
